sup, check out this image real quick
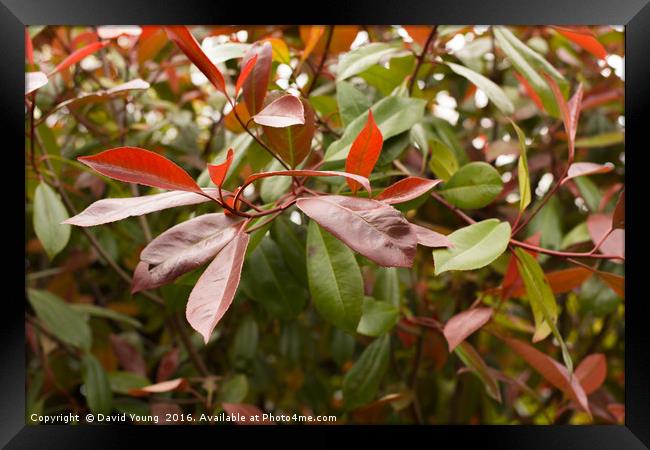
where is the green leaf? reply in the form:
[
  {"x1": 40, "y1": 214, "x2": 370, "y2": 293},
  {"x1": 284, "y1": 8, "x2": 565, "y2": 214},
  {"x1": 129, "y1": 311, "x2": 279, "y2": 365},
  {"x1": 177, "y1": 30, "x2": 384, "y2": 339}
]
[
  {"x1": 306, "y1": 221, "x2": 364, "y2": 333},
  {"x1": 374, "y1": 268, "x2": 400, "y2": 307},
  {"x1": 440, "y1": 162, "x2": 503, "y2": 209},
  {"x1": 510, "y1": 120, "x2": 531, "y2": 211},
  {"x1": 528, "y1": 196, "x2": 563, "y2": 250},
  {"x1": 342, "y1": 334, "x2": 390, "y2": 410},
  {"x1": 244, "y1": 237, "x2": 307, "y2": 319},
  {"x1": 230, "y1": 316, "x2": 259, "y2": 367},
  {"x1": 260, "y1": 159, "x2": 292, "y2": 203},
  {"x1": 336, "y1": 81, "x2": 372, "y2": 127},
  {"x1": 446, "y1": 62, "x2": 514, "y2": 115},
  {"x1": 454, "y1": 341, "x2": 501, "y2": 402},
  {"x1": 70, "y1": 304, "x2": 142, "y2": 329},
  {"x1": 325, "y1": 96, "x2": 426, "y2": 162},
  {"x1": 330, "y1": 328, "x2": 355, "y2": 366},
  {"x1": 574, "y1": 176, "x2": 601, "y2": 211},
  {"x1": 108, "y1": 371, "x2": 150, "y2": 394},
  {"x1": 81, "y1": 353, "x2": 113, "y2": 415},
  {"x1": 357, "y1": 297, "x2": 400, "y2": 337},
  {"x1": 574, "y1": 131, "x2": 624, "y2": 148},
  {"x1": 217, "y1": 374, "x2": 249, "y2": 403},
  {"x1": 494, "y1": 26, "x2": 567, "y2": 118},
  {"x1": 33, "y1": 182, "x2": 71, "y2": 259},
  {"x1": 336, "y1": 42, "x2": 402, "y2": 82},
  {"x1": 428, "y1": 138, "x2": 459, "y2": 182},
  {"x1": 27, "y1": 289, "x2": 92, "y2": 350},
  {"x1": 270, "y1": 215, "x2": 308, "y2": 285},
  {"x1": 359, "y1": 55, "x2": 415, "y2": 96},
  {"x1": 579, "y1": 275, "x2": 622, "y2": 316},
  {"x1": 433, "y1": 219, "x2": 511, "y2": 274},
  {"x1": 561, "y1": 222, "x2": 590, "y2": 249},
  {"x1": 514, "y1": 248, "x2": 572, "y2": 373}
]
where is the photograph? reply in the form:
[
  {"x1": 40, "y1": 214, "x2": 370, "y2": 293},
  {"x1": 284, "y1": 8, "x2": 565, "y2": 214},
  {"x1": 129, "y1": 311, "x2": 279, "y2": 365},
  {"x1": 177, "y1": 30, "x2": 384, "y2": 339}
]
[{"x1": 23, "y1": 23, "x2": 627, "y2": 429}]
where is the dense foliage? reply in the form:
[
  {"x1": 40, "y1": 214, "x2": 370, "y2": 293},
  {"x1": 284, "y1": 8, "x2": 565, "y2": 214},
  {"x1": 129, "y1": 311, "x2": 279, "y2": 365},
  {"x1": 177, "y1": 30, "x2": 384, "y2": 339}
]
[{"x1": 25, "y1": 25, "x2": 624, "y2": 425}]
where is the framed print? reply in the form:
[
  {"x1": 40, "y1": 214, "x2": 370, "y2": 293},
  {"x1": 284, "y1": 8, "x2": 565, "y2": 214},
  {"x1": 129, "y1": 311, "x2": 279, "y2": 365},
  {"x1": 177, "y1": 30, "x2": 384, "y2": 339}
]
[{"x1": 4, "y1": 0, "x2": 649, "y2": 447}]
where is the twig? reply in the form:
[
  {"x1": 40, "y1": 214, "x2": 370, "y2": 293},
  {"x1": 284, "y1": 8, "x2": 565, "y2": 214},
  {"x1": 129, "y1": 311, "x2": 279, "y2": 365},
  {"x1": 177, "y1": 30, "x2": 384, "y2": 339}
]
[
  {"x1": 171, "y1": 314, "x2": 209, "y2": 377},
  {"x1": 408, "y1": 26, "x2": 438, "y2": 95},
  {"x1": 306, "y1": 26, "x2": 334, "y2": 96}
]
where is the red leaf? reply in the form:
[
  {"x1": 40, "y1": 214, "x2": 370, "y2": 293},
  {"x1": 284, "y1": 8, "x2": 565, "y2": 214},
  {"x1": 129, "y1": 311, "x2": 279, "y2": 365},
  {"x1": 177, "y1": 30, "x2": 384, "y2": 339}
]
[
  {"x1": 186, "y1": 232, "x2": 250, "y2": 344},
  {"x1": 569, "y1": 261, "x2": 624, "y2": 297},
  {"x1": 241, "y1": 41, "x2": 273, "y2": 114},
  {"x1": 133, "y1": 214, "x2": 243, "y2": 293},
  {"x1": 25, "y1": 71, "x2": 48, "y2": 96},
  {"x1": 222, "y1": 403, "x2": 275, "y2": 424},
  {"x1": 246, "y1": 169, "x2": 371, "y2": 194},
  {"x1": 253, "y1": 94, "x2": 305, "y2": 128},
  {"x1": 562, "y1": 162, "x2": 614, "y2": 184},
  {"x1": 587, "y1": 213, "x2": 624, "y2": 259},
  {"x1": 575, "y1": 353, "x2": 607, "y2": 394},
  {"x1": 78, "y1": 147, "x2": 203, "y2": 194},
  {"x1": 109, "y1": 334, "x2": 146, "y2": 376},
  {"x1": 48, "y1": 41, "x2": 109, "y2": 78},
  {"x1": 235, "y1": 53, "x2": 257, "y2": 96},
  {"x1": 261, "y1": 92, "x2": 315, "y2": 167},
  {"x1": 503, "y1": 337, "x2": 591, "y2": 417},
  {"x1": 25, "y1": 29, "x2": 34, "y2": 65},
  {"x1": 64, "y1": 189, "x2": 219, "y2": 227},
  {"x1": 156, "y1": 347, "x2": 180, "y2": 382},
  {"x1": 443, "y1": 307, "x2": 493, "y2": 352},
  {"x1": 514, "y1": 72, "x2": 543, "y2": 110},
  {"x1": 544, "y1": 75, "x2": 583, "y2": 160},
  {"x1": 164, "y1": 26, "x2": 227, "y2": 95},
  {"x1": 129, "y1": 378, "x2": 188, "y2": 397},
  {"x1": 612, "y1": 190, "x2": 624, "y2": 229},
  {"x1": 509, "y1": 267, "x2": 593, "y2": 297},
  {"x1": 410, "y1": 223, "x2": 452, "y2": 248},
  {"x1": 345, "y1": 110, "x2": 383, "y2": 194},
  {"x1": 375, "y1": 177, "x2": 441, "y2": 204},
  {"x1": 207, "y1": 149, "x2": 234, "y2": 188},
  {"x1": 296, "y1": 195, "x2": 417, "y2": 268},
  {"x1": 554, "y1": 27, "x2": 607, "y2": 60}
]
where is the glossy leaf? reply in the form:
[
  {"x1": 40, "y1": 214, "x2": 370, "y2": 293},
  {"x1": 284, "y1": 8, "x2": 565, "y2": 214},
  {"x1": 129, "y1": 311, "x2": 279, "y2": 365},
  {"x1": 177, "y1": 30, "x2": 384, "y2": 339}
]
[
  {"x1": 428, "y1": 138, "x2": 459, "y2": 182},
  {"x1": 27, "y1": 289, "x2": 91, "y2": 350},
  {"x1": 246, "y1": 169, "x2": 371, "y2": 194},
  {"x1": 345, "y1": 110, "x2": 384, "y2": 193},
  {"x1": 78, "y1": 147, "x2": 203, "y2": 194},
  {"x1": 241, "y1": 41, "x2": 273, "y2": 114},
  {"x1": 440, "y1": 162, "x2": 503, "y2": 209},
  {"x1": 433, "y1": 219, "x2": 511, "y2": 274},
  {"x1": 253, "y1": 94, "x2": 305, "y2": 128},
  {"x1": 325, "y1": 96, "x2": 426, "y2": 162},
  {"x1": 447, "y1": 62, "x2": 514, "y2": 115},
  {"x1": 454, "y1": 341, "x2": 501, "y2": 402},
  {"x1": 503, "y1": 337, "x2": 590, "y2": 417},
  {"x1": 25, "y1": 71, "x2": 48, "y2": 95},
  {"x1": 575, "y1": 353, "x2": 607, "y2": 394},
  {"x1": 186, "y1": 232, "x2": 250, "y2": 344},
  {"x1": 563, "y1": 162, "x2": 614, "y2": 184},
  {"x1": 509, "y1": 267, "x2": 592, "y2": 297},
  {"x1": 554, "y1": 27, "x2": 607, "y2": 59},
  {"x1": 545, "y1": 76, "x2": 584, "y2": 160},
  {"x1": 261, "y1": 92, "x2": 315, "y2": 167},
  {"x1": 587, "y1": 213, "x2": 624, "y2": 259},
  {"x1": 235, "y1": 53, "x2": 257, "y2": 96},
  {"x1": 411, "y1": 223, "x2": 452, "y2": 248},
  {"x1": 612, "y1": 191, "x2": 624, "y2": 229},
  {"x1": 133, "y1": 214, "x2": 242, "y2": 293},
  {"x1": 297, "y1": 195, "x2": 417, "y2": 268},
  {"x1": 306, "y1": 221, "x2": 364, "y2": 333},
  {"x1": 375, "y1": 177, "x2": 440, "y2": 205},
  {"x1": 270, "y1": 215, "x2": 308, "y2": 284},
  {"x1": 164, "y1": 26, "x2": 226, "y2": 94},
  {"x1": 81, "y1": 354, "x2": 113, "y2": 415},
  {"x1": 357, "y1": 297, "x2": 400, "y2": 337},
  {"x1": 510, "y1": 120, "x2": 531, "y2": 211},
  {"x1": 207, "y1": 149, "x2": 234, "y2": 188},
  {"x1": 343, "y1": 334, "x2": 390, "y2": 410},
  {"x1": 336, "y1": 42, "x2": 402, "y2": 81},
  {"x1": 48, "y1": 41, "x2": 109, "y2": 77},
  {"x1": 64, "y1": 189, "x2": 217, "y2": 227},
  {"x1": 34, "y1": 182, "x2": 71, "y2": 259},
  {"x1": 443, "y1": 307, "x2": 492, "y2": 352}
]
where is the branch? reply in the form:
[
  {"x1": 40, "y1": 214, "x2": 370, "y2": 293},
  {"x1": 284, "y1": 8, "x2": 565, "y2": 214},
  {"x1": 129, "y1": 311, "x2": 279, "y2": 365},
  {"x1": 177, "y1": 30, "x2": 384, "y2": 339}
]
[{"x1": 408, "y1": 26, "x2": 438, "y2": 95}]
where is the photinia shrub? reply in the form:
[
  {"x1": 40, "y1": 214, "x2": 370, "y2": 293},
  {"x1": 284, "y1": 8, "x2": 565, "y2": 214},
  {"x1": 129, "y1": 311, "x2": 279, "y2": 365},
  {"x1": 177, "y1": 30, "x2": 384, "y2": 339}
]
[{"x1": 25, "y1": 24, "x2": 624, "y2": 425}]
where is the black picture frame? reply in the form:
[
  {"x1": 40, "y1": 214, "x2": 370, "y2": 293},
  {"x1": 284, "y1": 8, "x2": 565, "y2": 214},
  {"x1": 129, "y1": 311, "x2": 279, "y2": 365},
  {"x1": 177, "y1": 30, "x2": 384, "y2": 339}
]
[{"x1": 5, "y1": 0, "x2": 648, "y2": 447}]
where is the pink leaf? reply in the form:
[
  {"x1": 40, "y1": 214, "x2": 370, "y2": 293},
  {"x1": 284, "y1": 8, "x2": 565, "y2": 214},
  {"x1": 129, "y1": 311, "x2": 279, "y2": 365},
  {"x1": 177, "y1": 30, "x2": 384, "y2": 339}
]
[
  {"x1": 252, "y1": 94, "x2": 305, "y2": 128},
  {"x1": 587, "y1": 213, "x2": 624, "y2": 259},
  {"x1": 296, "y1": 195, "x2": 417, "y2": 268},
  {"x1": 443, "y1": 307, "x2": 493, "y2": 352},
  {"x1": 63, "y1": 189, "x2": 220, "y2": 227},
  {"x1": 575, "y1": 353, "x2": 607, "y2": 395},
  {"x1": 25, "y1": 71, "x2": 48, "y2": 95},
  {"x1": 544, "y1": 75, "x2": 583, "y2": 160},
  {"x1": 410, "y1": 223, "x2": 452, "y2": 248},
  {"x1": 156, "y1": 347, "x2": 180, "y2": 382},
  {"x1": 109, "y1": 334, "x2": 146, "y2": 376},
  {"x1": 129, "y1": 378, "x2": 188, "y2": 397},
  {"x1": 375, "y1": 177, "x2": 441, "y2": 205},
  {"x1": 186, "y1": 232, "x2": 250, "y2": 344},
  {"x1": 97, "y1": 26, "x2": 142, "y2": 40},
  {"x1": 236, "y1": 53, "x2": 258, "y2": 96},
  {"x1": 562, "y1": 162, "x2": 614, "y2": 184},
  {"x1": 241, "y1": 41, "x2": 273, "y2": 114}
]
